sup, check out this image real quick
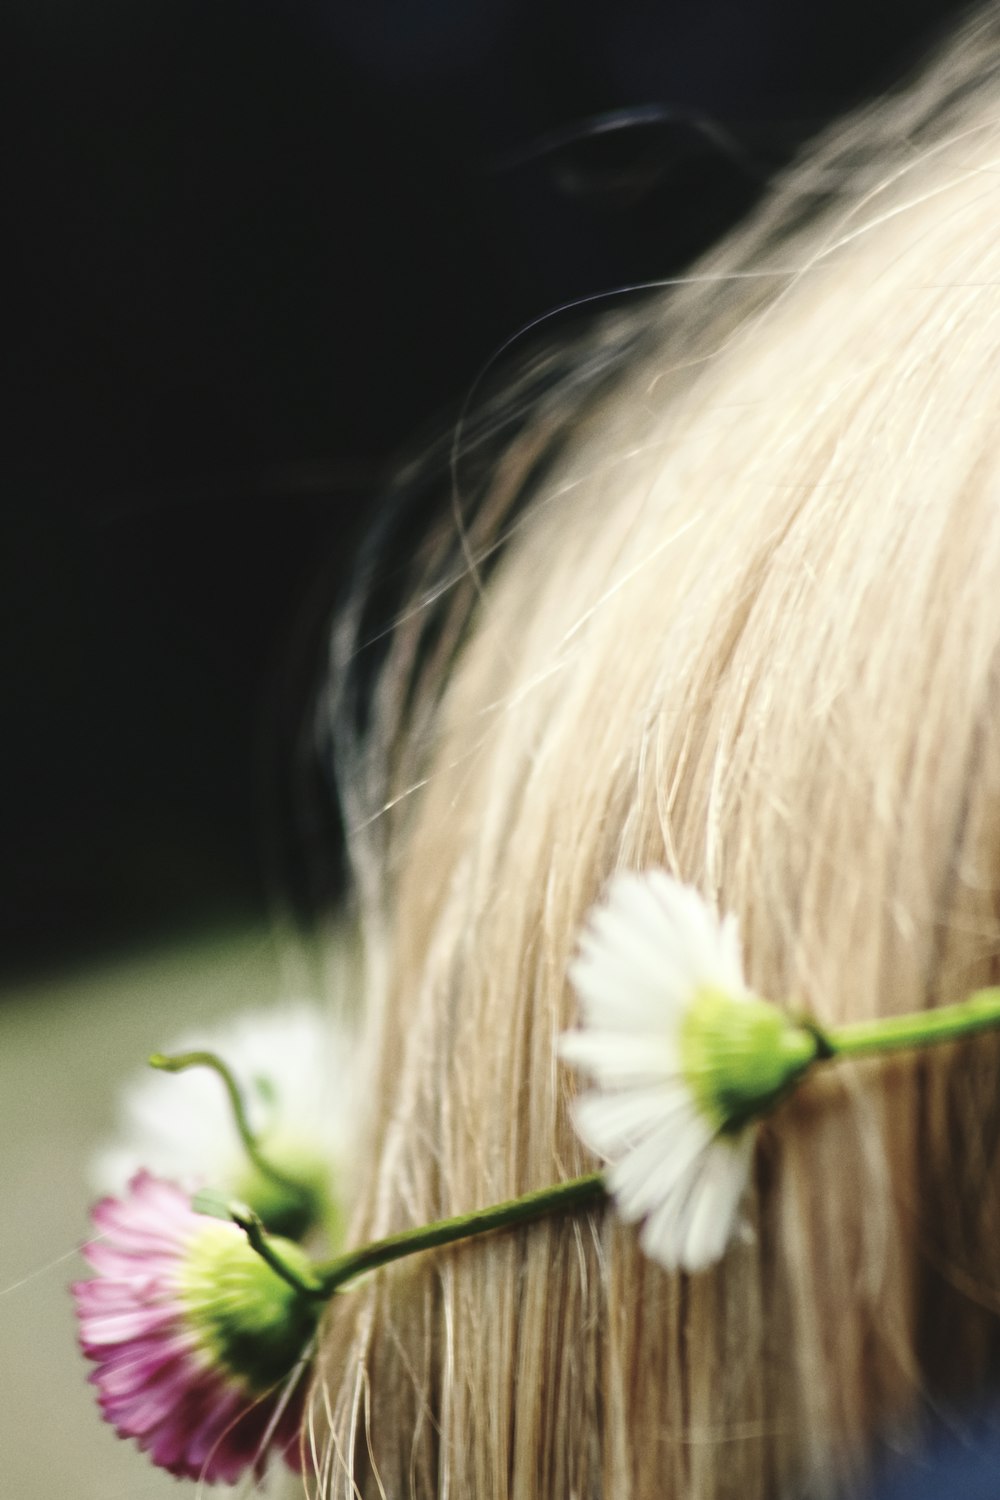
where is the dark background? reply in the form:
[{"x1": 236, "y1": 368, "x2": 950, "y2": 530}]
[{"x1": 3, "y1": 0, "x2": 970, "y2": 977}]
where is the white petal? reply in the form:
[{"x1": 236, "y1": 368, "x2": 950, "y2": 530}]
[
  {"x1": 570, "y1": 938, "x2": 690, "y2": 1032},
  {"x1": 639, "y1": 1175, "x2": 697, "y2": 1269},
  {"x1": 635, "y1": 1129, "x2": 754, "y2": 1272},
  {"x1": 568, "y1": 873, "x2": 750, "y2": 1040},
  {"x1": 607, "y1": 1109, "x2": 714, "y2": 1223},
  {"x1": 677, "y1": 1132, "x2": 755, "y2": 1272},
  {"x1": 586, "y1": 886, "x2": 695, "y2": 991},
  {"x1": 646, "y1": 875, "x2": 748, "y2": 995},
  {"x1": 639, "y1": 1126, "x2": 717, "y2": 1262},
  {"x1": 572, "y1": 937, "x2": 693, "y2": 1013},
  {"x1": 644, "y1": 874, "x2": 720, "y2": 971},
  {"x1": 557, "y1": 1029, "x2": 678, "y2": 1085},
  {"x1": 571, "y1": 1082, "x2": 692, "y2": 1157}
]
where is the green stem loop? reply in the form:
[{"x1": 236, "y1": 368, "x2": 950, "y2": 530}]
[{"x1": 148, "y1": 1049, "x2": 313, "y2": 1211}]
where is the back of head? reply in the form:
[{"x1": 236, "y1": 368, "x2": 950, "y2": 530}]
[{"x1": 315, "y1": 11, "x2": 1000, "y2": 1496}]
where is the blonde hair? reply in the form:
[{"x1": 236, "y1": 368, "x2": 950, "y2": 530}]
[{"x1": 312, "y1": 12, "x2": 1000, "y2": 1497}]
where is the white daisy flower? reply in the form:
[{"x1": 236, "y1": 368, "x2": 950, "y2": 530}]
[
  {"x1": 559, "y1": 871, "x2": 818, "y2": 1273},
  {"x1": 91, "y1": 1002, "x2": 354, "y2": 1245}
]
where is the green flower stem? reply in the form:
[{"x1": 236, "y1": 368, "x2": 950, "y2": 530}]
[
  {"x1": 190, "y1": 986, "x2": 1000, "y2": 1308},
  {"x1": 226, "y1": 1204, "x2": 325, "y2": 1300},
  {"x1": 823, "y1": 987, "x2": 1000, "y2": 1060},
  {"x1": 313, "y1": 1172, "x2": 607, "y2": 1296},
  {"x1": 148, "y1": 1049, "x2": 313, "y2": 1210}
]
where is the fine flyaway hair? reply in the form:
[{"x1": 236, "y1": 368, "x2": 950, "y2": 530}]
[{"x1": 313, "y1": 9, "x2": 1000, "y2": 1496}]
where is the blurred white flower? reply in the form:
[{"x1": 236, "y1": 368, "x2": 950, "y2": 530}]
[
  {"x1": 92, "y1": 1002, "x2": 353, "y2": 1243},
  {"x1": 560, "y1": 872, "x2": 817, "y2": 1272}
]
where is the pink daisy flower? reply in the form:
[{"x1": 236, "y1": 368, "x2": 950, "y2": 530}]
[{"x1": 73, "y1": 1171, "x2": 319, "y2": 1485}]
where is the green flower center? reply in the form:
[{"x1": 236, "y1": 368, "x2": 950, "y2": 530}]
[
  {"x1": 234, "y1": 1138, "x2": 341, "y2": 1245},
  {"x1": 179, "y1": 1224, "x2": 320, "y2": 1392},
  {"x1": 680, "y1": 986, "x2": 819, "y2": 1133}
]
